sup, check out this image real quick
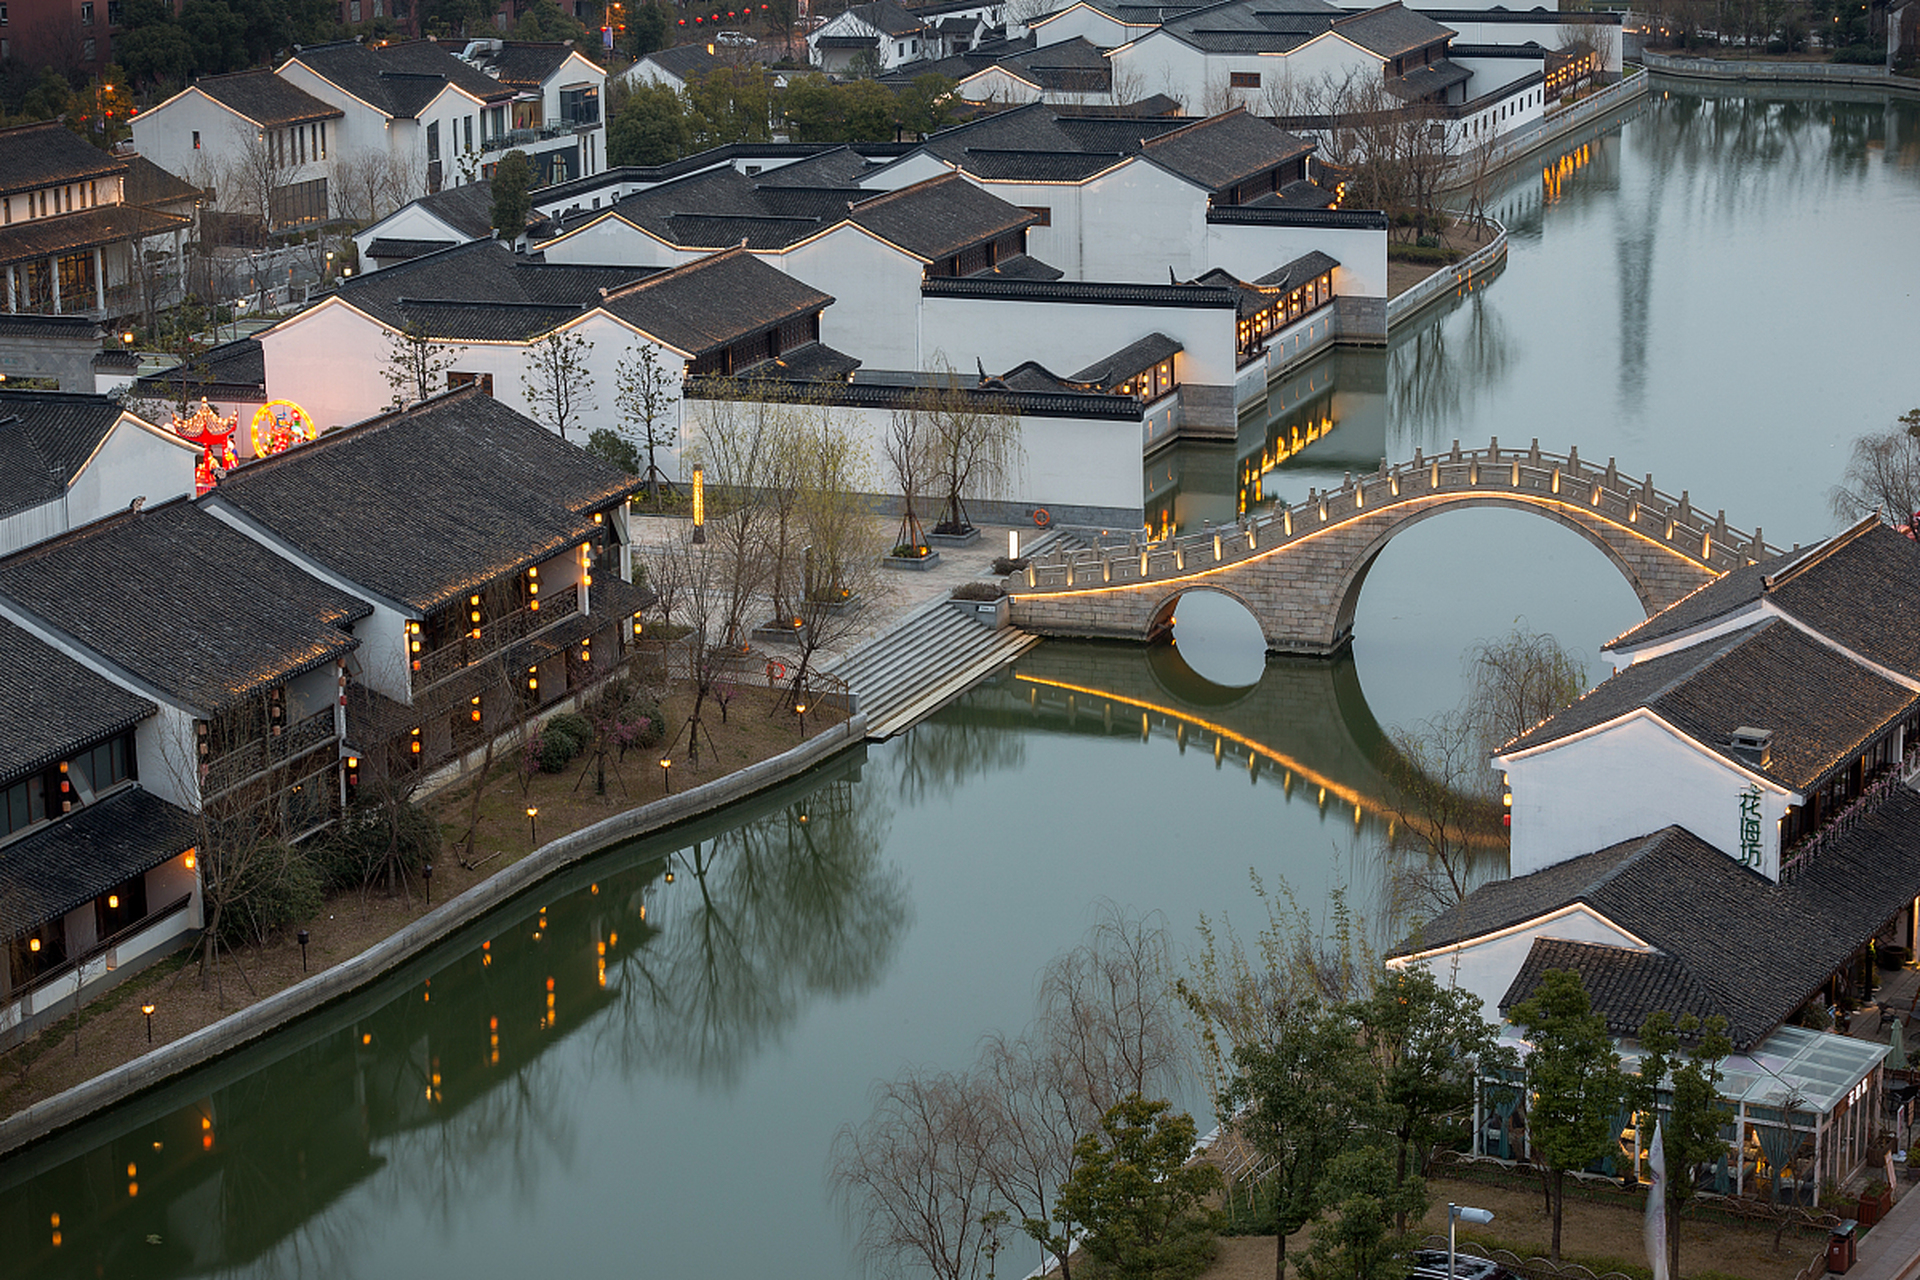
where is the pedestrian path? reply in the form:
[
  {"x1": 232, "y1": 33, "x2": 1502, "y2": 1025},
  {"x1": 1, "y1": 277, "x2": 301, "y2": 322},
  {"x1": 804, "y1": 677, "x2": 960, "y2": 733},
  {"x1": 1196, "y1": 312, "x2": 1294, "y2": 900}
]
[{"x1": 1849, "y1": 1182, "x2": 1920, "y2": 1280}]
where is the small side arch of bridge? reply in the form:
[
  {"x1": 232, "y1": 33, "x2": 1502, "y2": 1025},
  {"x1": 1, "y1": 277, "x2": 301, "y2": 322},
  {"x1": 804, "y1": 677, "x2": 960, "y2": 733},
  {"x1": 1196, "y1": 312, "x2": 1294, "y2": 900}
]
[{"x1": 1009, "y1": 439, "x2": 1780, "y2": 655}]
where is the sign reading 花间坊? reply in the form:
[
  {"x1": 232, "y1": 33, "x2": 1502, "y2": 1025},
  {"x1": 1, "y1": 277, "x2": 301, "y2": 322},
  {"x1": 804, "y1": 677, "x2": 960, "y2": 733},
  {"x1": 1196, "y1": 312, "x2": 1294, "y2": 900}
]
[{"x1": 1738, "y1": 784, "x2": 1764, "y2": 869}]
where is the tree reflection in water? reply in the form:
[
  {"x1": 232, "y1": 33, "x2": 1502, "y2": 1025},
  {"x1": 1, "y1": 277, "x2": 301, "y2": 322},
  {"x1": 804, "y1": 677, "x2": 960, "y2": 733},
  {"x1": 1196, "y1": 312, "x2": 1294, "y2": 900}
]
[
  {"x1": 0, "y1": 754, "x2": 909, "y2": 1279},
  {"x1": 594, "y1": 769, "x2": 908, "y2": 1086}
]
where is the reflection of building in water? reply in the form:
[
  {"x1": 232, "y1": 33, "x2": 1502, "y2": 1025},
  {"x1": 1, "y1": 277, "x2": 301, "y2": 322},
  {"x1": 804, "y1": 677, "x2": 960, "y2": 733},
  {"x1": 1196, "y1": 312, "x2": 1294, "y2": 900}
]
[
  {"x1": 1542, "y1": 141, "x2": 1594, "y2": 204},
  {"x1": 1143, "y1": 349, "x2": 1388, "y2": 535}
]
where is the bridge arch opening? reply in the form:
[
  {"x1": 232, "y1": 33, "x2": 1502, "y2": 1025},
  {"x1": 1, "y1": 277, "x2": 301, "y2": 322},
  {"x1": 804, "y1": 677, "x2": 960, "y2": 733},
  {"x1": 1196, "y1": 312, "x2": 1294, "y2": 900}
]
[
  {"x1": 1149, "y1": 588, "x2": 1266, "y2": 692},
  {"x1": 1343, "y1": 506, "x2": 1642, "y2": 727}
]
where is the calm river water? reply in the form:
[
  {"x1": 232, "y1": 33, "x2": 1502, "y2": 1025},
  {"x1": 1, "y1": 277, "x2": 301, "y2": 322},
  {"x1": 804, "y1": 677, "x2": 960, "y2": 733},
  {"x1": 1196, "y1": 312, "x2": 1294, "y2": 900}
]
[{"x1": 5, "y1": 83, "x2": 1919, "y2": 1279}]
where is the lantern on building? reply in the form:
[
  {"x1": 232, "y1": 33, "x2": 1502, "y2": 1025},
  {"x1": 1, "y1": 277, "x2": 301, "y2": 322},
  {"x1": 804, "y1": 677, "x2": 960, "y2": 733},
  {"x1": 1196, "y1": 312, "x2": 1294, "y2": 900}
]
[
  {"x1": 170, "y1": 397, "x2": 239, "y2": 495},
  {"x1": 250, "y1": 400, "x2": 318, "y2": 458}
]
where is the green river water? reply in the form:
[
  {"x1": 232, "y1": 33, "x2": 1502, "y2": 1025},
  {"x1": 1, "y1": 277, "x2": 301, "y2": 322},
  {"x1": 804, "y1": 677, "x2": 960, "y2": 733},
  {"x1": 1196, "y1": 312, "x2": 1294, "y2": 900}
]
[{"x1": 3, "y1": 81, "x2": 1918, "y2": 1279}]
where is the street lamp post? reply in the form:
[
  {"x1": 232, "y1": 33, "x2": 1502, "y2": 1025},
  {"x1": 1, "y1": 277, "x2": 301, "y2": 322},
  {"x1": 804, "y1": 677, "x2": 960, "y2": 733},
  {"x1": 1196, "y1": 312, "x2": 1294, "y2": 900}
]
[
  {"x1": 1449, "y1": 1203, "x2": 1494, "y2": 1279},
  {"x1": 297, "y1": 928, "x2": 310, "y2": 971},
  {"x1": 526, "y1": 806, "x2": 539, "y2": 846},
  {"x1": 141, "y1": 1002, "x2": 155, "y2": 1044},
  {"x1": 423, "y1": 862, "x2": 433, "y2": 904},
  {"x1": 660, "y1": 757, "x2": 673, "y2": 793}
]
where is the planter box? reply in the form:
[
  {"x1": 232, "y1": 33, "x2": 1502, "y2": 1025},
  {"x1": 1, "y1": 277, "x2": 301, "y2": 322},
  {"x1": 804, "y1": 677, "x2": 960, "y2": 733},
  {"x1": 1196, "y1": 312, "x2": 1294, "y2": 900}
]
[
  {"x1": 926, "y1": 526, "x2": 982, "y2": 548},
  {"x1": 949, "y1": 595, "x2": 1009, "y2": 629},
  {"x1": 750, "y1": 619, "x2": 807, "y2": 646},
  {"x1": 883, "y1": 550, "x2": 942, "y2": 571}
]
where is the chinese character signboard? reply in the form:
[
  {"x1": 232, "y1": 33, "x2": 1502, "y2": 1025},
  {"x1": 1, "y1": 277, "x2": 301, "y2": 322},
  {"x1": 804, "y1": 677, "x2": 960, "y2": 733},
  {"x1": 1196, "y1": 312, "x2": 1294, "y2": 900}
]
[{"x1": 1738, "y1": 784, "x2": 1764, "y2": 869}]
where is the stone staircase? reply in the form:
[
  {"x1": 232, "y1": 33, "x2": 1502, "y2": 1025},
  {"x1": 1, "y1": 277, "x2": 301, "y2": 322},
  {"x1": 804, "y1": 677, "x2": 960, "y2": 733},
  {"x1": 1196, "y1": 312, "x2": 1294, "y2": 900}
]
[{"x1": 827, "y1": 595, "x2": 1039, "y2": 740}]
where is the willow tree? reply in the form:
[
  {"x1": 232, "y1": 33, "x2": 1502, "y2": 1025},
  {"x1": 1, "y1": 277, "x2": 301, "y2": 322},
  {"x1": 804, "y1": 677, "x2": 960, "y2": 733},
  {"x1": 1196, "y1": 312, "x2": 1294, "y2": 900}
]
[
  {"x1": 921, "y1": 362, "x2": 1022, "y2": 536},
  {"x1": 783, "y1": 400, "x2": 887, "y2": 707}
]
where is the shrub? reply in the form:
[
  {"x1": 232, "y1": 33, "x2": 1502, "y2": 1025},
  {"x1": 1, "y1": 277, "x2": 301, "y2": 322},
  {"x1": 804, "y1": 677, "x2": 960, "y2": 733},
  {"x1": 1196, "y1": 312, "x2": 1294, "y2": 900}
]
[
  {"x1": 311, "y1": 797, "x2": 442, "y2": 892},
  {"x1": 1388, "y1": 244, "x2": 1466, "y2": 265},
  {"x1": 1832, "y1": 44, "x2": 1884, "y2": 63},
  {"x1": 213, "y1": 842, "x2": 324, "y2": 947},
  {"x1": 546, "y1": 711, "x2": 593, "y2": 753},
  {"x1": 891, "y1": 543, "x2": 929, "y2": 558},
  {"x1": 585, "y1": 428, "x2": 641, "y2": 475},
  {"x1": 951, "y1": 580, "x2": 1004, "y2": 601},
  {"x1": 1416, "y1": 234, "x2": 1441, "y2": 248},
  {"x1": 991, "y1": 555, "x2": 1030, "y2": 575},
  {"x1": 537, "y1": 727, "x2": 580, "y2": 773}
]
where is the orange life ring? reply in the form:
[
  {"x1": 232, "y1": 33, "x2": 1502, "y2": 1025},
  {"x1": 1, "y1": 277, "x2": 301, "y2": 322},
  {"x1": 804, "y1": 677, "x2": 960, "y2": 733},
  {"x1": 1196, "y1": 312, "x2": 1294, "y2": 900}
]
[
  {"x1": 766, "y1": 659, "x2": 788, "y2": 681},
  {"x1": 1032, "y1": 508, "x2": 1051, "y2": 528}
]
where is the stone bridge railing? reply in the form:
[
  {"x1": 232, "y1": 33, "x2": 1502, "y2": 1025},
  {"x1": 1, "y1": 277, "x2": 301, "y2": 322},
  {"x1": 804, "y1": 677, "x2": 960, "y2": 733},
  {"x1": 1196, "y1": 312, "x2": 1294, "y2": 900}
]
[{"x1": 1019, "y1": 438, "x2": 1779, "y2": 593}]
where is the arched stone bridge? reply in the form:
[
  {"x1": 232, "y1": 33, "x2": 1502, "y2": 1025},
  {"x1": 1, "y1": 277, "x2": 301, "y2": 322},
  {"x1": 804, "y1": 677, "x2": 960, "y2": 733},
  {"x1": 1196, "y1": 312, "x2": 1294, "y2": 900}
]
[{"x1": 1009, "y1": 439, "x2": 1781, "y2": 655}]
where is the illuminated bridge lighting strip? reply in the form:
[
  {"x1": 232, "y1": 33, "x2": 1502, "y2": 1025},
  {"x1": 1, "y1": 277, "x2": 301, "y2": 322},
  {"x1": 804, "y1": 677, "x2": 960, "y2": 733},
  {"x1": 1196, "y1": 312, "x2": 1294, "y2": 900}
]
[
  {"x1": 1010, "y1": 490, "x2": 1725, "y2": 602},
  {"x1": 1013, "y1": 673, "x2": 1381, "y2": 820}
]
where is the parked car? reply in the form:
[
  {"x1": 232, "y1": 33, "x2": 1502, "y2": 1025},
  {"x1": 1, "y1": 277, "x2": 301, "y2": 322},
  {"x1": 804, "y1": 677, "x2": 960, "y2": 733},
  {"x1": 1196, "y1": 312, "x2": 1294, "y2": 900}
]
[
  {"x1": 715, "y1": 29, "x2": 756, "y2": 46},
  {"x1": 1409, "y1": 1250, "x2": 1511, "y2": 1280}
]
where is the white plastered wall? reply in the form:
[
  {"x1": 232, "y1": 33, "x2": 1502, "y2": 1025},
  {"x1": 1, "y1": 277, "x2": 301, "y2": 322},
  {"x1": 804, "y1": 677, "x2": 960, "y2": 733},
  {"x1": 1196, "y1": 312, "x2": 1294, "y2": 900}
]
[
  {"x1": 1389, "y1": 906, "x2": 1647, "y2": 1025},
  {"x1": 1498, "y1": 713, "x2": 1795, "y2": 882}
]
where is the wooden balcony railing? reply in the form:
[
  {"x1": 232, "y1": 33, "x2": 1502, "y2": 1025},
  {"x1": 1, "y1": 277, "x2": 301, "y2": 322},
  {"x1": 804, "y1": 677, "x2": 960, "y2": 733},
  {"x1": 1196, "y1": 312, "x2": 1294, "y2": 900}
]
[{"x1": 412, "y1": 582, "x2": 580, "y2": 691}]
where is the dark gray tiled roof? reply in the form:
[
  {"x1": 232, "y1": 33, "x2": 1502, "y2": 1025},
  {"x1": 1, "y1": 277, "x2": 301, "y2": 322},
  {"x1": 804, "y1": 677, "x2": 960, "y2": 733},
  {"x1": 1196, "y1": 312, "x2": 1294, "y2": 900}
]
[
  {"x1": 1502, "y1": 939, "x2": 1722, "y2": 1037},
  {"x1": 0, "y1": 499, "x2": 370, "y2": 711},
  {"x1": 1499, "y1": 620, "x2": 1918, "y2": 794},
  {"x1": 582, "y1": 166, "x2": 864, "y2": 251},
  {"x1": 135, "y1": 337, "x2": 267, "y2": 401},
  {"x1": 320, "y1": 238, "x2": 651, "y2": 340},
  {"x1": 818, "y1": 33, "x2": 884, "y2": 48},
  {"x1": 1153, "y1": 0, "x2": 1343, "y2": 54},
  {"x1": 192, "y1": 69, "x2": 344, "y2": 127},
  {"x1": 0, "y1": 204, "x2": 191, "y2": 271},
  {"x1": 911, "y1": 100, "x2": 1305, "y2": 190},
  {"x1": 642, "y1": 42, "x2": 725, "y2": 82},
  {"x1": 846, "y1": 0, "x2": 927, "y2": 35},
  {"x1": 922, "y1": 275, "x2": 1236, "y2": 308},
  {"x1": 366, "y1": 236, "x2": 459, "y2": 260},
  {"x1": 984, "y1": 36, "x2": 1113, "y2": 93},
  {"x1": 752, "y1": 147, "x2": 880, "y2": 188},
  {"x1": 209, "y1": 387, "x2": 641, "y2": 614},
  {"x1": 0, "y1": 392, "x2": 139, "y2": 519},
  {"x1": 1386, "y1": 58, "x2": 1474, "y2": 101},
  {"x1": 0, "y1": 121, "x2": 126, "y2": 199},
  {"x1": 1406, "y1": 792, "x2": 1920, "y2": 1049},
  {"x1": 411, "y1": 180, "x2": 501, "y2": 239},
  {"x1": 988, "y1": 253, "x2": 1065, "y2": 281},
  {"x1": 761, "y1": 342, "x2": 862, "y2": 381},
  {"x1": 0, "y1": 787, "x2": 198, "y2": 938},
  {"x1": 1761, "y1": 520, "x2": 1920, "y2": 680},
  {"x1": 457, "y1": 40, "x2": 579, "y2": 87},
  {"x1": 0, "y1": 616, "x2": 154, "y2": 780},
  {"x1": 0, "y1": 315, "x2": 99, "y2": 340},
  {"x1": 1332, "y1": 2, "x2": 1453, "y2": 57},
  {"x1": 122, "y1": 154, "x2": 202, "y2": 209},
  {"x1": 1071, "y1": 332, "x2": 1181, "y2": 390},
  {"x1": 286, "y1": 39, "x2": 516, "y2": 117},
  {"x1": 600, "y1": 247, "x2": 834, "y2": 357},
  {"x1": 848, "y1": 173, "x2": 1033, "y2": 261},
  {"x1": 1255, "y1": 248, "x2": 1339, "y2": 288},
  {"x1": 1140, "y1": 109, "x2": 1313, "y2": 191},
  {"x1": 1604, "y1": 550, "x2": 1789, "y2": 653}
]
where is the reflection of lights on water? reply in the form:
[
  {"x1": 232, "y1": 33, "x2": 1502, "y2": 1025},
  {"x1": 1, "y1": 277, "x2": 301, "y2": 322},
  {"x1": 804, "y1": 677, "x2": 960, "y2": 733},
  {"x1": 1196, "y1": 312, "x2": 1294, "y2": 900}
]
[{"x1": 1543, "y1": 143, "x2": 1593, "y2": 204}]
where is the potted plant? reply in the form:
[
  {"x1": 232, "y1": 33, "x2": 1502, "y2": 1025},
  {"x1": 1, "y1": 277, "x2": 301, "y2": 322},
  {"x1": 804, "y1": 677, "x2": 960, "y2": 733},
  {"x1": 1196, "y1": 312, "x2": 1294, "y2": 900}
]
[{"x1": 1861, "y1": 1180, "x2": 1893, "y2": 1225}]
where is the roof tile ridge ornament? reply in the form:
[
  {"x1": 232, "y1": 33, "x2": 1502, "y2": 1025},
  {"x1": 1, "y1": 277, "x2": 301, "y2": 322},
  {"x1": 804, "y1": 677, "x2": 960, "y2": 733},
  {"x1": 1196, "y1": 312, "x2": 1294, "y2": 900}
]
[{"x1": 1762, "y1": 513, "x2": 1882, "y2": 593}]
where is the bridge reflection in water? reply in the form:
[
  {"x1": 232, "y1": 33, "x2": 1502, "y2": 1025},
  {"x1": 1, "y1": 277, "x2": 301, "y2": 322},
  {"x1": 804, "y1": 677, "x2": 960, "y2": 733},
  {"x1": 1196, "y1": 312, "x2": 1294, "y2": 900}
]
[{"x1": 946, "y1": 641, "x2": 1510, "y2": 868}]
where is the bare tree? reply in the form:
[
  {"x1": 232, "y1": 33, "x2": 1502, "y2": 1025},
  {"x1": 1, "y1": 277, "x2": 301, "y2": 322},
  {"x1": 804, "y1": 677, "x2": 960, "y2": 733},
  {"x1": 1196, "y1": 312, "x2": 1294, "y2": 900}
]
[
  {"x1": 921, "y1": 360, "x2": 1023, "y2": 536},
  {"x1": 1831, "y1": 409, "x2": 1920, "y2": 527},
  {"x1": 831, "y1": 1068, "x2": 1005, "y2": 1280},
  {"x1": 782, "y1": 401, "x2": 889, "y2": 704},
  {"x1": 221, "y1": 121, "x2": 296, "y2": 240},
  {"x1": 521, "y1": 327, "x2": 597, "y2": 441},
  {"x1": 613, "y1": 343, "x2": 681, "y2": 500},
  {"x1": 885, "y1": 395, "x2": 934, "y2": 555},
  {"x1": 381, "y1": 321, "x2": 467, "y2": 409},
  {"x1": 334, "y1": 149, "x2": 414, "y2": 227}
]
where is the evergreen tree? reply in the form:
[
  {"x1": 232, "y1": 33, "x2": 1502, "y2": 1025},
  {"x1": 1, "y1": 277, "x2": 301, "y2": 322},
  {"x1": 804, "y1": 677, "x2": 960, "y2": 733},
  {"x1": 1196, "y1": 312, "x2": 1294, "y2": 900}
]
[
  {"x1": 608, "y1": 82, "x2": 694, "y2": 165},
  {"x1": 1507, "y1": 969, "x2": 1630, "y2": 1263},
  {"x1": 490, "y1": 150, "x2": 533, "y2": 241},
  {"x1": 1635, "y1": 1010, "x2": 1735, "y2": 1278},
  {"x1": 1050, "y1": 1095, "x2": 1221, "y2": 1280}
]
